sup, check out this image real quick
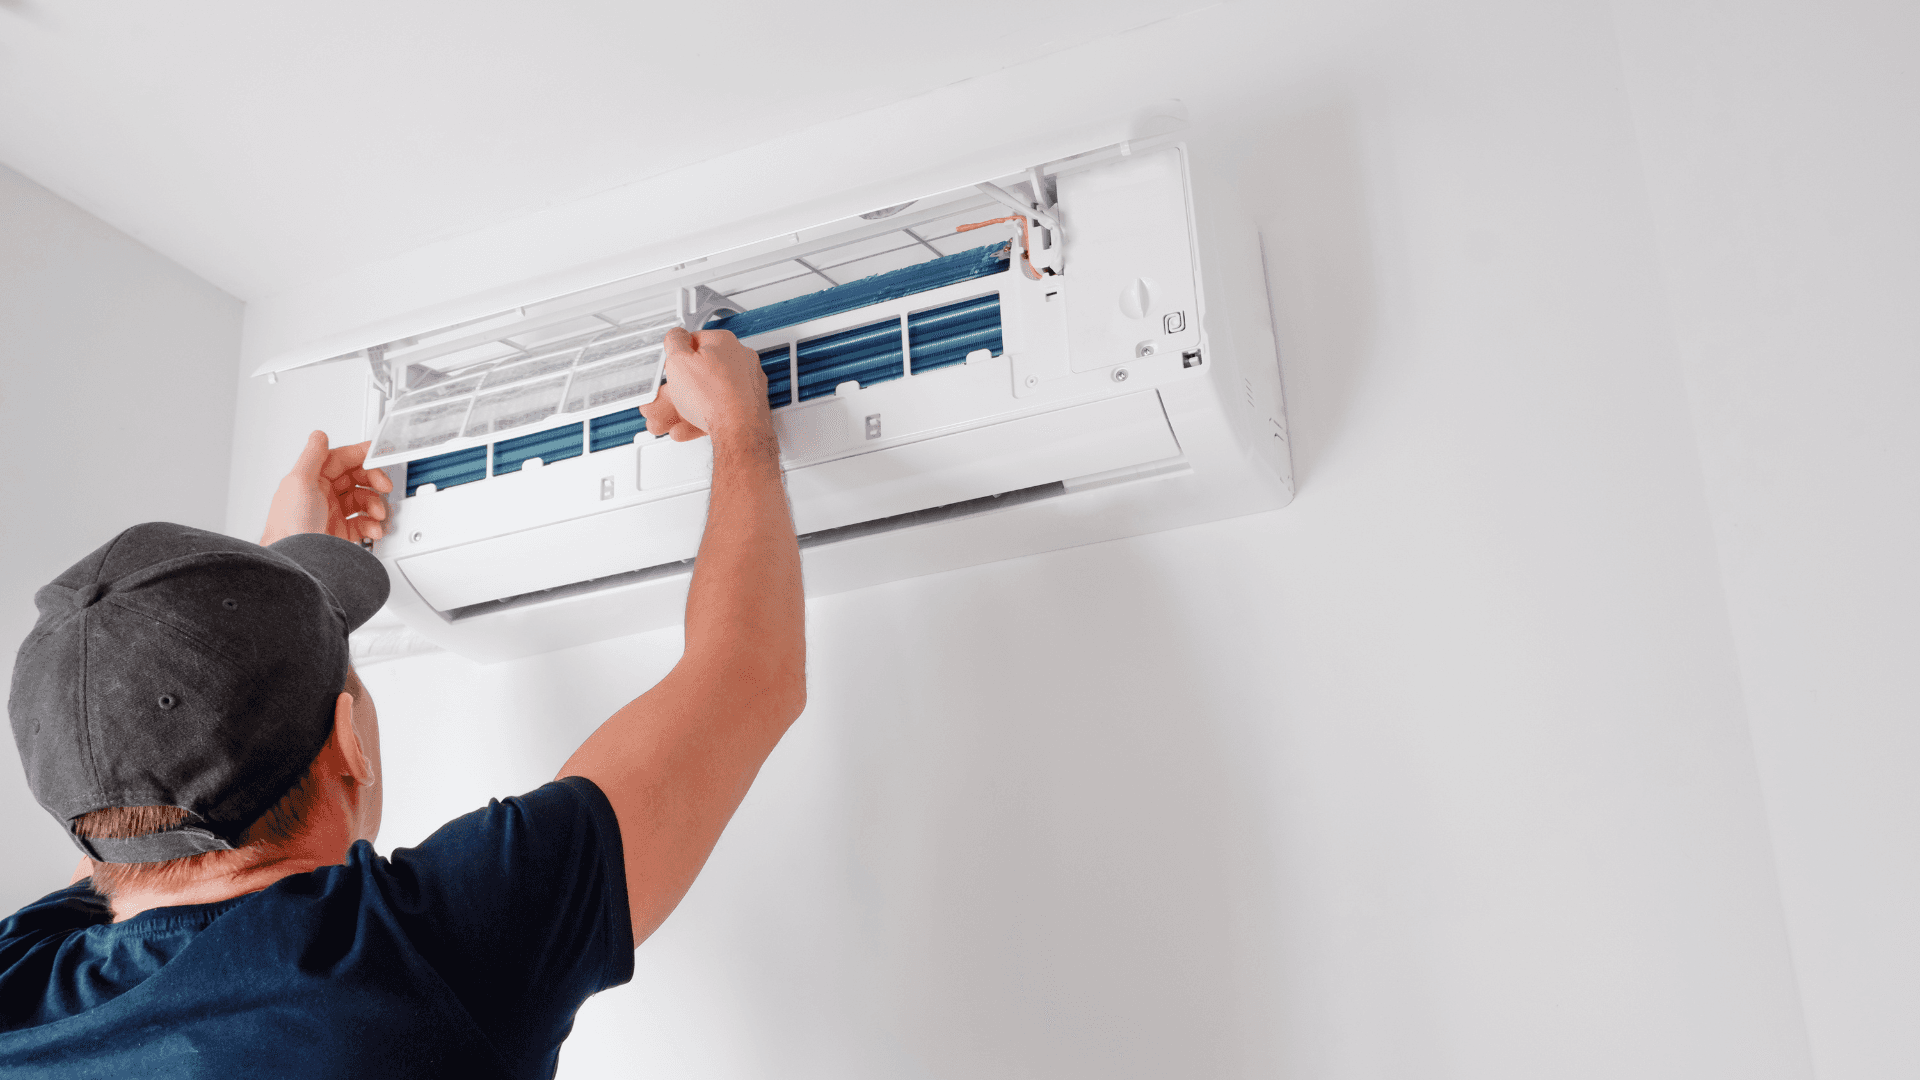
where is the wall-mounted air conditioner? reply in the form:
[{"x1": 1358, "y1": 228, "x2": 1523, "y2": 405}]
[{"x1": 329, "y1": 140, "x2": 1289, "y2": 661}]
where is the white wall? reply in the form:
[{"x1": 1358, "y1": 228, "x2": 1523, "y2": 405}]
[
  {"x1": 0, "y1": 0, "x2": 1213, "y2": 303},
  {"x1": 274, "y1": 1, "x2": 1833, "y2": 1076},
  {"x1": 0, "y1": 164, "x2": 242, "y2": 912},
  {"x1": 7, "y1": 0, "x2": 1907, "y2": 1075},
  {"x1": 1612, "y1": 2, "x2": 1920, "y2": 1076}
]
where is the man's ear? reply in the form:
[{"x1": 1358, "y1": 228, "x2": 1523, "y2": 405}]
[{"x1": 332, "y1": 691, "x2": 376, "y2": 788}]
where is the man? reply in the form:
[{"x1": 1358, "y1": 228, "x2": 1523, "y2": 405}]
[{"x1": 0, "y1": 328, "x2": 804, "y2": 1076}]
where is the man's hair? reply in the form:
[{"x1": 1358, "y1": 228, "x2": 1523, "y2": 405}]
[{"x1": 74, "y1": 669, "x2": 365, "y2": 898}]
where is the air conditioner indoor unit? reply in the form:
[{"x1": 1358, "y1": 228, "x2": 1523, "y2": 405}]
[{"x1": 334, "y1": 140, "x2": 1291, "y2": 662}]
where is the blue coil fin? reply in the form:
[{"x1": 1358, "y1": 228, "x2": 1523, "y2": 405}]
[
  {"x1": 909, "y1": 294, "x2": 1004, "y2": 373},
  {"x1": 405, "y1": 446, "x2": 487, "y2": 497},
  {"x1": 710, "y1": 242, "x2": 1010, "y2": 340},
  {"x1": 493, "y1": 422, "x2": 584, "y2": 475},
  {"x1": 589, "y1": 409, "x2": 649, "y2": 453}
]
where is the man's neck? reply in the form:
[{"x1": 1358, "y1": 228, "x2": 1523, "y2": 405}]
[
  {"x1": 106, "y1": 826, "x2": 352, "y2": 922},
  {"x1": 107, "y1": 851, "x2": 322, "y2": 922},
  {"x1": 103, "y1": 762, "x2": 368, "y2": 921}
]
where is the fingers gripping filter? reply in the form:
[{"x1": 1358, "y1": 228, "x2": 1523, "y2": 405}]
[{"x1": 7, "y1": 523, "x2": 390, "y2": 863}]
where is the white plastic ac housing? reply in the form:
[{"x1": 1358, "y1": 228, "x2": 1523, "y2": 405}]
[{"x1": 365, "y1": 141, "x2": 1293, "y2": 662}]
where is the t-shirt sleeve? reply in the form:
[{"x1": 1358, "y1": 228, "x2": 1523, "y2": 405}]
[
  {"x1": 0, "y1": 884, "x2": 111, "y2": 1031},
  {"x1": 374, "y1": 776, "x2": 634, "y2": 1067}
]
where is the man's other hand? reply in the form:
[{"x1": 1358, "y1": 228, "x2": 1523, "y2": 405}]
[
  {"x1": 260, "y1": 432, "x2": 392, "y2": 546},
  {"x1": 640, "y1": 329, "x2": 771, "y2": 443}
]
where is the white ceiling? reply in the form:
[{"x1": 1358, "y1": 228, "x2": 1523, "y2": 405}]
[{"x1": 0, "y1": 0, "x2": 1207, "y2": 301}]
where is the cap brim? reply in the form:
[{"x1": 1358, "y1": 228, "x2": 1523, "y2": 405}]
[{"x1": 268, "y1": 533, "x2": 391, "y2": 633}]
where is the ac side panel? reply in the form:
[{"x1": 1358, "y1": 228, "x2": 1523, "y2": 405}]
[{"x1": 1182, "y1": 145, "x2": 1295, "y2": 499}]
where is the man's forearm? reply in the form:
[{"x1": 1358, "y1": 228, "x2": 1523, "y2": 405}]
[
  {"x1": 555, "y1": 328, "x2": 803, "y2": 944},
  {"x1": 680, "y1": 424, "x2": 805, "y2": 726}
]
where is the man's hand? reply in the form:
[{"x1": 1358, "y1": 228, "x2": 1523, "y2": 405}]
[
  {"x1": 260, "y1": 432, "x2": 392, "y2": 547},
  {"x1": 640, "y1": 329, "x2": 770, "y2": 443}
]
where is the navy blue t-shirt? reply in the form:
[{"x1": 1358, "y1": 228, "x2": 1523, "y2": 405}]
[{"x1": 0, "y1": 776, "x2": 633, "y2": 1078}]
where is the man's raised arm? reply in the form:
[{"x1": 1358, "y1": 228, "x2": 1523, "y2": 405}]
[{"x1": 558, "y1": 328, "x2": 806, "y2": 946}]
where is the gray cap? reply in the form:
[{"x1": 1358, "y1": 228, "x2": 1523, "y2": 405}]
[{"x1": 8, "y1": 523, "x2": 390, "y2": 863}]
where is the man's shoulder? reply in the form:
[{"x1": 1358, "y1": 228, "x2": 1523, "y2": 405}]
[
  {"x1": 0, "y1": 884, "x2": 109, "y2": 951},
  {"x1": 0, "y1": 781, "x2": 627, "y2": 1074}
]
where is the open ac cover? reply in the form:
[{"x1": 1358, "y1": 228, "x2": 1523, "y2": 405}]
[{"x1": 340, "y1": 141, "x2": 1292, "y2": 662}]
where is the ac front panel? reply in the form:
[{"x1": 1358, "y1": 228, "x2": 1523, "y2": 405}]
[
  {"x1": 397, "y1": 388, "x2": 1181, "y2": 613},
  {"x1": 379, "y1": 421, "x2": 1286, "y2": 664},
  {"x1": 365, "y1": 140, "x2": 1295, "y2": 662}
]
